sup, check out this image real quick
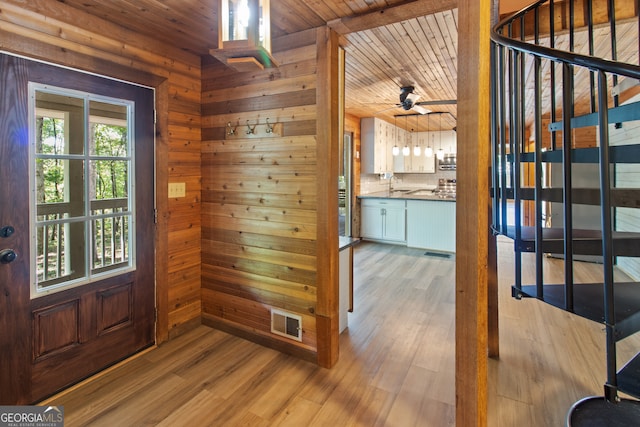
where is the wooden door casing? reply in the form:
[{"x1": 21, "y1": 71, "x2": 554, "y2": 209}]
[{"x1": 0, "y1": 53, "x2": 156, "y2": 404}]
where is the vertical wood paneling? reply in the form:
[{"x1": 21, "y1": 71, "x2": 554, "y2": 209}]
[
  {"x1": 201, "y1": 28, "x2": 328, "y2": 362},
  {"x1": 456, "y1": 0, "x2": 492, "y2": 425},
  {"x1": 0, "y1": 0, "x2": 202, "y2": 342}
]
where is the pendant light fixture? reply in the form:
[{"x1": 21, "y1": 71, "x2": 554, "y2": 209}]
[
  {"x1": 436, "y1": 113, "x2": 445, "y2": 161},
  {"x1": 413, "y1": 114, "x2": 421, "y2": 156},
  {"x1": 211, "y1": 0, "x2": 278, "y2": 71},
  {"x1": 402, "y1": 115, "x2": 410, "y2": 156},
  {"x1": 392, "y1": 116, "x2": 400, "y2": 156},
  {"x1": 424, "y1": 113, "x2": 433, "y2": 157}
]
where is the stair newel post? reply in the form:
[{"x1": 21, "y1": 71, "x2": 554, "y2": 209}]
[
  {"x1": 597, "y1": 69, "x2": 618, "y2": 402},
  {"x1": 562, "y1": 62, "x2": 575, "y2": 312}
]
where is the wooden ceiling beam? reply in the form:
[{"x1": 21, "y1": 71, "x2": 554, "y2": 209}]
[{"x1": 327, "y1": 0, "x2": 458, "y2": 35}]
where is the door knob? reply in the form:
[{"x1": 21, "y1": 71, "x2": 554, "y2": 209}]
[
  {"x1": 0, "y1": 249, "x2": 17, "y2": 264},
  {"x1": 0, "y1": 226, "x2": 14, "y2": 238}
]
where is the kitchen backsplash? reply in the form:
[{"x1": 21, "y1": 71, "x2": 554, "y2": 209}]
[{"x1": 360, "y1": 170, "x2": 457, "y2": 194}]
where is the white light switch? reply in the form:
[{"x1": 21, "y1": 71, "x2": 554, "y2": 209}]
[{"x1": 168, "y1": 182, "x2": 186, "y2": 198}]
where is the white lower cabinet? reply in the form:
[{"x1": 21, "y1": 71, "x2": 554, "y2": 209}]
[
  {"x1": 406, "y1": 200, "x2": 456, "y2": 252},
  {"x1": 360, "y1": 199, "x2": 406, "y2": 243}
]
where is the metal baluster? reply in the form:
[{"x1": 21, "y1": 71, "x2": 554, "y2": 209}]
[
  {"x1": 597, "y1": 69, "x2": 618, "y2": 402},
  {"x1": 562, "y1": 62, "x2": 575, "y2": 312},
  {"x1": 512, "y1": 47, "x2": 523, "y2": 291},
  {"x1": 587, "y1": 0, "x2": 596, "y2": 113},
  {"x1": 550, "y1": 0, "x2": 557, "y2": 150},
  {"x1": 499, "y1": 43, "x2": 508, "y2": 235},
  {"x1": 608, "y1": 0, "x2": 620, "y2": 113},
  {"x1": 534, "y1": 4, "x2": 544, "y2": 300}
]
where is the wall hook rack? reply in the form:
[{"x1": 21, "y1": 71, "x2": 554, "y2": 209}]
[
  {"x1": 246, "y1": 120, "x2": 256, "y2": 135},
  {"x1": 226, "y1": 122, "x2": 237, "y2": 136},
  {"x1": 265, "y1": 118, "x2": 274, "y2": 134}
]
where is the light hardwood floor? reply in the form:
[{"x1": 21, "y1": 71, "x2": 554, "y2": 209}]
[{"x1": 43, "y1": 239, "x2": 640, "y2": 426}]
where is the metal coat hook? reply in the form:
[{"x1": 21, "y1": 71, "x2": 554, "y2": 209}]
[
  {"x1": 265, "y1": 118, "x2": 274, "y2": 134},
  {"x1": 226, "y1": 122, "x2": 236, "y2": 136},
  {"x1": 246, "y1": 120, "x2": 256, "y2": 135}
]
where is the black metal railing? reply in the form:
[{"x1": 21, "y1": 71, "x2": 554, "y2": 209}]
[{"x1": 491, "y1": 0, "x2": 640, "y2": 405}]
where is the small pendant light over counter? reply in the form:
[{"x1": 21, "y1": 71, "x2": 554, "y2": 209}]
[
  {"x1": 392, "y1": 116, "x2": 400, "y2": 156},
  {"x1": 436, "y1": 112, "x2": 445, "y2": 161},
  {"x1": 402, "y1": 115, "x2": 410, "y2": 156},
  {"x1": 413, "y1": 114, "x2": 421, "y2": 156},
  {"x1": 424, "y1": 113, "x2": 433, "y2": 157}
]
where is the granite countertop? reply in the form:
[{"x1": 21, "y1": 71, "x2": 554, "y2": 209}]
[{"x1": 358, "y1": 189, "x2": 456, "y2": 202}]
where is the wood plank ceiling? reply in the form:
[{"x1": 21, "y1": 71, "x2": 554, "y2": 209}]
[
  {"x1": 53, "y1": 0, "x2": 639, "y2": 134},
  {"x1": 55, "y1": 0, "x2": 460, "y2": 132}
]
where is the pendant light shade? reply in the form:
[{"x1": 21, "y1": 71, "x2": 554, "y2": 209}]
[
  {"x1": 402, "y1": 116, "x2": 410, "y2": 156},
  {"x1": 436, "y1": 112, "x2": 445, "y2": 160},
  {"x1": 211, "y1": 0, "x2": 278, "y2": 71},
  {"x1": 413, "y1": 115, "x2": 421, "y2": 156},
  {"x1": 392, "y1": 145, "x2": 400, "y2": 156},
  {"x1": 425, "y1": 113, "x2": 433, "y2": 157},
  {"x1": 425, "y1": 146, "x2": 433, "y2": 157}
]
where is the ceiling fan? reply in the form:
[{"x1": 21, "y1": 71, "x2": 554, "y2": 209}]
[{"x1": 395, "y1": 86, "x2": 457, "y2": 115}]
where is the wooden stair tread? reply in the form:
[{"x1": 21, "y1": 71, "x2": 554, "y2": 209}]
[
  {"x1": 501, "y1": 226, "x2": 640, "y2": 256},
  {"x1": 618, "y1": 352, "x2": 640, "y2": 399},
  {"x1": 496, "y1": 187, "x2": 640, "y2": 208},
  {"x1": 512, "y1": 283, "x2": 640, "y2": 342},
  {"x1": 510, "y1": 143, "x2": 640, "y2": 164}
]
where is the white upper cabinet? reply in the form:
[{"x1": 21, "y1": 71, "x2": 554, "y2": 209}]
[
  {"x1": 362, "y1": 118, "x2": 454, "y2": 175},
  {"x1": 361, "y1": 117, "x2": 394, "y2": 174}
]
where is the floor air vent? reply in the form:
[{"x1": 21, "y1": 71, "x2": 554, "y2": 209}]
[{"x1": 271, "y1": 309, "x2": 302, "y2": 342}]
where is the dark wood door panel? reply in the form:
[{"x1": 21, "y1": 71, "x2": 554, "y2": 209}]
[
  {"x1": 0, "y1": 53, "x2": 32, "y2": 406},
  {"x1": 0, "y1": 53, "x2": 155, "y2": 404}
]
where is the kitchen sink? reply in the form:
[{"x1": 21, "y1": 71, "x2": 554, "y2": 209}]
[{"x1": 406, "y1": 189, "x2": 435, "y2": 196}]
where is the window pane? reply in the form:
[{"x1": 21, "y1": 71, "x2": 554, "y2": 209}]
[
  {"x1": 36, "y1": 159, "x2": 85, "y2": 218},
  {"x1": 35, "y1": 92, "x2": 85, "y2": 155},
  {"x1": 90, "y1": 160, "x2": 129, "y2": 202},
  {"x1": 36, "y1": 222, "x2": 86, "y2": 285},
  {"x1": 92, "y1": 215, "x2": 131, "y2": 272},
  {"x1": 31, "y1": 86, "x2": 135, "y2": 297},
  {"x1": 89, "y1": 101, "x2": 129, "y2": 157}
]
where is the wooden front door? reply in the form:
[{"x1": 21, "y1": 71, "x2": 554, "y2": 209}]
[{"x1": 0, "y1": 54, "x2": 155, "y2": 404}]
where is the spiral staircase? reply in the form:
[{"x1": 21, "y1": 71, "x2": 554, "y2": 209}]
[{"x1": 490, "y1": 0, "x2": 640, "y2": 424}]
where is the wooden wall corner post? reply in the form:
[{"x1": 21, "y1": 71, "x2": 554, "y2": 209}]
[
  {"x1": 315, "y1": 26, "x2": 340, "y2": 368},
  {"x1": 456, "y1": 1, "x2": 492, "y2": 426},
  {"x1": 155, "y1": 80, "x2": 170, "y2": 345}
]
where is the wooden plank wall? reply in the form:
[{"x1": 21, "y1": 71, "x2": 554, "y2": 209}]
[
  {"x1": 201, "y1": 29, "x2": 323, "y2": 361},
  {"x1": 0, "y1": 0, "x2": 202, "y2": 342}
]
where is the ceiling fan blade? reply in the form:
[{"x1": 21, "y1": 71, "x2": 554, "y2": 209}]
[
  {"x1": 411, "y1": 104, "x2": 431, "y2": 115},
  {"x1": 415, "y1": 99, "x2": 458, "y2": 106}
]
